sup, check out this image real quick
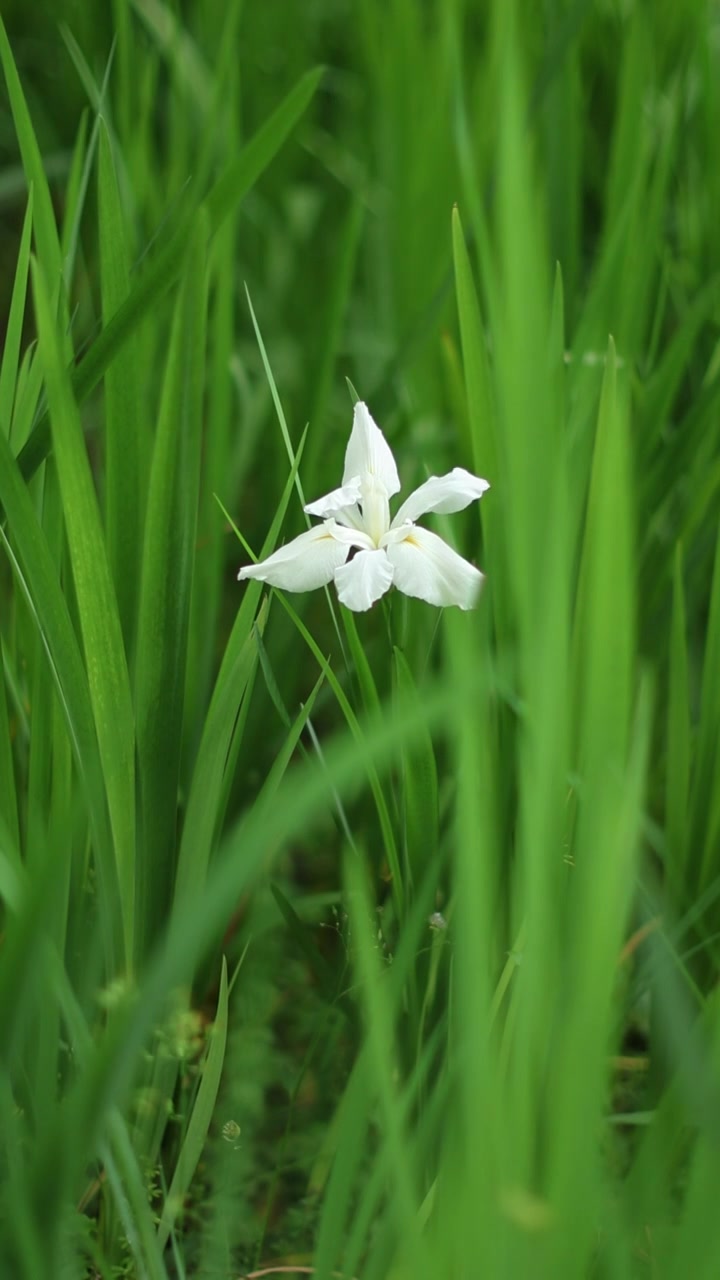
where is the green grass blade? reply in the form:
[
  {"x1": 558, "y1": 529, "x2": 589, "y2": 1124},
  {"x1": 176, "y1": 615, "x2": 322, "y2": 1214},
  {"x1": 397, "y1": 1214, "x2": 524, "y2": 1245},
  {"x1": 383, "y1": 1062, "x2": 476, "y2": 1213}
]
[
  {"x1": 696, "y1": 518, "x2": 720, "y2": 894},
  {"x1": 49, "y1": 958, "x2": 169, "y2": 1279},
  {"x1": 131, "y1": 0, "x2": 213, "y2": 115},
  {"x1": 0, "y1": 812, "x2": 24, "y2": 914},
  {"x1": 393, "y1": 646, "x2": 438, "y2": 893},
  {"x1": 173, "y1": 612, "x2": 264, "y2": 913},
  {"x1": 134, "y1": 214, "x2": 208, "y2": 961},
  {"x1": 244, "y1": 287, "x2": 351, "y2": 672},
  {"x1": 489, "y1": 8, "x2": 555, "y2": 654},
  {"x1": 277, "y1": 592, "x2": 404, "y2": 919},
  {"x1": 111, "y1": 0, "x2": 133, "y2": 146},
  {"x1": 545, "y1": 678, "x2": 651, "y2": 1276},
  {"x1": 192, "y1": 0, "x2": 244, "y2": 195},
  {"x1": 59, "y1": 108, "x2": 91, "y2": 297},
  {"x1": 244, "y1": 284, "x2": 308, "y2": 508},
  {"x1": 25, "y1": 619, "x2": 55, "y2": 865},
  {"x1": 342, "y1": 607, "x2": 381, "y2": 717},
  {"x1": 8, "y1": 343, "x2": 43, "y2": 453},
  {"x1": 174, "y1": 440, "x2": 309, "y2": 913},
  {"x1": 32, "y1": 258, "x2": 136, "y2": 967},
  {"x1": 0, "y1": 15, "x2": 62, "y2": 288},
  {"x1": 102, "y1": 1114, "x2": 170, "y2": 1280},
  {"x1": 156, "y1": 958, "x2": 229, "y2": 1253},
  {"x1": 666, "y1": 544, "x2": 690, "y2": 896},
  {"x1": 344, "y1": 855, "x2": 420, "y2": 1264},
  {"x1": 60, "y1": 21, "x2": 114, "y2": 117},
  {"x1": 0, "y1": 188, "x2": 33, "y2": 439},
  {"x1": 0, "y1": 643, "x2": 19, "y2": 852},
  {"x1": 98, "y1": 119, "x2": 143, "y2": 659},
  {"x1": 573, "y1": 338, "x2": 635, "y2": 771},
  {"x1": 549, "y1": 260, "x2": 566, "y2": 422},
  {"x1": 186, "y1": 218, "x2": 237, "y2": 733},
  {"x1": 451, "y1": 206, "x2": 496, "y2": 481},
  {"x1": 256, "y1": 669, "x2": 325, "y2": 808},
  {"x1": 603, "y1": 7, "x2": 653, "y2": 232},
  {"x1": 0, "y1": 437, "x2": 120, "y2": 966},
  {"x1": 451, "y1": 206, "x2": 504, "y2": 635},
  {"x1": 442, "y1": 615, "x2": 498, "y2": 1271},
  {"x1": 638, "y1": 278, "x2": 720, "y2": 465},
  {"x1": 306, "y1": 194, "x2": 365, "y2": 473},
  {"x1": 204, "y1": 66, "x2": 323, "y2": 232},
  {"x1": 253, "y1": 620, "x2": 293, "y2": 728}
]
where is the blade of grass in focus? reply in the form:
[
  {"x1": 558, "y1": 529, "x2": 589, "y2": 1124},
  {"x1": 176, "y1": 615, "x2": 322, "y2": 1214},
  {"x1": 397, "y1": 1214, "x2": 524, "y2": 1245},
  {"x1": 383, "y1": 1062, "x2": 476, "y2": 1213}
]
[
  {"x1": 134, "y1": 214, "x2": 208, "y2": 963},
  {"x1": 32, "y1": 257, "x2": 136, "y2": 967}
]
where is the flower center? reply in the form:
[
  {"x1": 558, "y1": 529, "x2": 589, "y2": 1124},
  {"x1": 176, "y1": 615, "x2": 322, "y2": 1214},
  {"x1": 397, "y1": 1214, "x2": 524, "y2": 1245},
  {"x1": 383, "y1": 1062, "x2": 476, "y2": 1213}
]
[{"x1": 360, "y1": 476, "x2": 390, "y2": 547}]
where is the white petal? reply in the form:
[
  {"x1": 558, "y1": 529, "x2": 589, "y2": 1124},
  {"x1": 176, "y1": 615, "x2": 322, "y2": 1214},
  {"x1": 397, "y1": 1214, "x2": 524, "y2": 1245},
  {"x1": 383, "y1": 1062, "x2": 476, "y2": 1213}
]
[
  {"x1": 383, "y1": 525, "x2": 484, "y2": 610},
  {"x1": 323, "y1": 519, "x2": 375, "y2": 552},
  {"x1": 333, "y1": 549, "x2": 395, "y2": 612},
  {"x1": 304, "y1": 477, "x2": 363, "y2": 522},
  {"x1": 392, "y1": 467, "x2": 490, "y2": 527},
  {"x1": 237, "y1": 523, "x2": 348, "y2": 592},
  {"x1": 342, "y1": 402, "x2": 400, "y2": 496}
]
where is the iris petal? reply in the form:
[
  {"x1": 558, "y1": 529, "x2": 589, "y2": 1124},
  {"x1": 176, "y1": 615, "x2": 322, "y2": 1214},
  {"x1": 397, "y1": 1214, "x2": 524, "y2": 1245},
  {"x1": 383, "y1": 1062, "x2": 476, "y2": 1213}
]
[
  {"x1": 384, "y1": 525, "x2": 484, "y2": 610},
  {"x1": 237, "y1": 524, "x2": 348, "y2": 592},
  {"x1": 304, "y1": 477, "x2": 363, "y2": 525},
  {"x1": 333, "y1": 548, "x2": 395, "y2": 611},
  {"x1": 342, "y1": 402, "x2": 401, "y2": 497},
  {"x1": 392, "y1": 467, "x2": 489, "y2": 527}
]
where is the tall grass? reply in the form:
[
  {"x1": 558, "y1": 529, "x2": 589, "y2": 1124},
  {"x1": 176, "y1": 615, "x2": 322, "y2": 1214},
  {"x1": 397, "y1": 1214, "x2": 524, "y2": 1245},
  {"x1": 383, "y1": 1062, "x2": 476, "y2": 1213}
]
[{"x1": 1, "y1": 0, "x2": 719, "y2": 1276}]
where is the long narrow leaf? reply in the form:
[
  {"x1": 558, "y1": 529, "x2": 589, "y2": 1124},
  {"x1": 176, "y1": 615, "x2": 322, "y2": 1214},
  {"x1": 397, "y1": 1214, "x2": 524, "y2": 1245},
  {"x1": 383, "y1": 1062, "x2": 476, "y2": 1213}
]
[
  {"x1": 0, "y1": 644, "x2": 19, "y2": 852},
  {"x1": 98, "y1": 120, "x2": 144, "y2": 657},
  {"x1": 0, "y1": 435, "x2": 120, "y2": 967},
  {"x1": 32, "y1": 259, "x2": 136, "y2": 967},
  {"x1": 134, "y1": 214, "x2": 208, "y2": 961},
  {"x1": 156, "y1": 958, "x2": 229, "y2": 1253},
  {"x1": 0, "y1": 16, "x2": 62, "y2": 287},
  {"x1": 0, "y1": 188, "x2": 33, "y2": 439},
  {"x1": 666, "y1": 544, "x2": 690, "y2": 894}
]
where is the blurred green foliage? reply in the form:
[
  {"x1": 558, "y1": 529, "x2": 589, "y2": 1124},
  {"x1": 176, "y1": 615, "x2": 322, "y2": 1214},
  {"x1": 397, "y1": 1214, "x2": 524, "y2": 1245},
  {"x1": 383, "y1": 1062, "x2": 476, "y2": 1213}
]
[{"x1": 1, "y1": 0, "x2": 720, "y2": 1276}]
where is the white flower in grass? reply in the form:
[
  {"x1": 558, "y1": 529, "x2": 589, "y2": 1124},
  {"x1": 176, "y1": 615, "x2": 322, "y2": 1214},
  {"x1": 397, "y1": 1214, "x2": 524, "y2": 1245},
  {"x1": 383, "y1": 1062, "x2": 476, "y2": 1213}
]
[{"x1": 237, "y1": 402, "x2": 490, "y2": 612}]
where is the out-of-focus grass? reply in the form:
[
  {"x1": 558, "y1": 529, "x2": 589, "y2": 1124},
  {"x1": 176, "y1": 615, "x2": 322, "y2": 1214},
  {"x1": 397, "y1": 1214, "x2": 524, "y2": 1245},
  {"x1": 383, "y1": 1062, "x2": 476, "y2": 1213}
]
[{"x1": 1, "y1": 1, "x2": 720, "y2": 1276}]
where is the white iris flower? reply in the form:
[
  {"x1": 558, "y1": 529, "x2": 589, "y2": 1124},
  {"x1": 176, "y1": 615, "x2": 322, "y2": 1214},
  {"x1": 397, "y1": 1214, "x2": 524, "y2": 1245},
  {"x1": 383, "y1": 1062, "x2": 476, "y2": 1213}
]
[{"x1": 237, "y1": 402, "x2": 490, "y2": 612}]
